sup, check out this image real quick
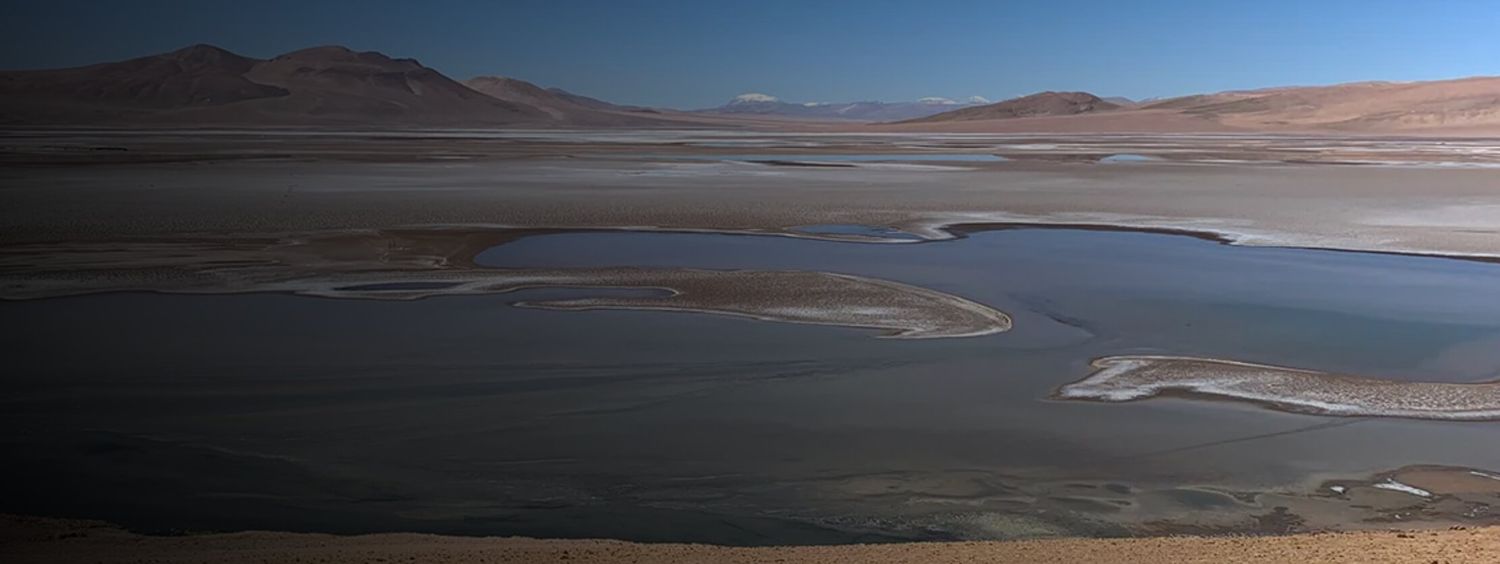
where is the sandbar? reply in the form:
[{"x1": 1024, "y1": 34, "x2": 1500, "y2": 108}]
[
  {"x1": 0, "y1": 230, "x2": 1010, "y2": 339},
  {"x1": 1057, "y1": 355, "x2": 1500, "y2": 420}
]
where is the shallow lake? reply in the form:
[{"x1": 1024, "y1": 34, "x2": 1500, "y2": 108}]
[{"x1": 5, "y1": 228, "x2": 1500, "y2": 543}]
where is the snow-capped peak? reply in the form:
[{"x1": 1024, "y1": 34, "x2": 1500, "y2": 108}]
[
  {"x1": 966, "y1": 95, "x2": 992, "y2": 104},
  {"x1": 730, "y1": 92, "x2": 780, "y2": 104},
  {"x1": 918, "y1": 97, "x2": 959, "y2": 105}
]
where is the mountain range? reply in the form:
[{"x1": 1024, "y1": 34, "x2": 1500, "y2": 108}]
[
  {"x1": 898, "y1": 79, "x2": 1500, "y2": 134},
  {"x1": 0, "y1": 44, "x2": 701, "y2": 127},
  {"x1": 1135, "y1": 78, "x2": 1500, "y2": 132},
  {"x1": 1, "y1": 45, "x2": 533, "y2": 126},
  {"x1": 5, "y1": 43, "x2": 1500, "y2": 134}
]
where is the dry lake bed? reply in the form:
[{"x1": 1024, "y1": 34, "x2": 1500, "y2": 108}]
[{"x1": 5, "y1": 130, "x2": 1500, "y2": 546}]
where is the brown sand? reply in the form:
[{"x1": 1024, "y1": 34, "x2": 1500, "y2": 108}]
[{"x1": 3, "y1": 515, "x2": 1496, "y2": 564}]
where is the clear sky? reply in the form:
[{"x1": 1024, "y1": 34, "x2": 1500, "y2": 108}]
[{"x1": 2, "y1": 0, "x2": 1497, "y2": 108}]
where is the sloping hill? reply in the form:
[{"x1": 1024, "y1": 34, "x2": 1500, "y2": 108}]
[
  {"x1": 226, "y1": 46, "x2": 545, "y2": 125},
  {"x1": 462, "y1": 76, "x2": 671, "y2": 126},
  {"x1": 464, "y1": 75, "x2": 580, "y2": 116},
  {"x1": 0, "y1": 45, "x2": 546, "y2": 126},
  {"x1": 891, "y1": 79, "x2": 1500, "y2": 134},
  {"x1": 1142, "y1": 77, "x2": 1500, "y2": 131},
  {"x1": 696, "y1": 93, "x2": 989, "y2": 122},
  {"x1": 901, "y1": 91, "x2": 1121, "y2": 123},
  {"x1": 0, "y1": 44, "x2": 293, "y2": 123},
  {"x1": 0, "y1": 44, "x2": 285, "y2": 108}
]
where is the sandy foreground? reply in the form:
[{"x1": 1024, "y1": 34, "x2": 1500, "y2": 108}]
[{"x1": 2, "y1": 515, "x2": 1495, "y2": 564}]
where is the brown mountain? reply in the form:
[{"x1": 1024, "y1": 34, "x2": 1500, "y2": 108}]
[
  {"x1": 892, "y1": 78, "x2": 1500, "y2": 134},
  {"x1": 1140, "y1": 77, "x2": 1500, "y2": 132},
  {"x1": 0, "y1": 43, "x2": 734, "y2": 128},
  {"x1": 462, "y1": 76, "x2": 675, "y2": 126},
  {"x1": 902, "y1": 91, "x2": 1121, "y2": 123},
  {"x1": 223, "y1": 46, "x2": 545, "y2": 124},
  {"x1": 543, "y1": 87, "x2": 633, "y2": 111},
  {"x1": 0, "y1": 45, "x2": 548, "y2": 126},
  {"x1": 464, "y1": 76, "x2": 601, "y2": 112},
  {"x1": 0, "y1": 45, "x2": 292, "y2": 123}
]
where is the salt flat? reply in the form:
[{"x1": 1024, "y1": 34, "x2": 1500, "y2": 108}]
[{"x1": 5, "y1": 131, "x2": 1500, "y2": 261}]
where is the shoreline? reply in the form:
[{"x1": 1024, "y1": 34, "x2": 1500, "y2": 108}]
[{"x1": 5, "y1": 514, "x2": 1497, "y2": 563}]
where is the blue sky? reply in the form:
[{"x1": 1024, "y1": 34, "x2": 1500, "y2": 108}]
[{"x1": 2, "y1": 0, "x2": 1497, "y2": 108}]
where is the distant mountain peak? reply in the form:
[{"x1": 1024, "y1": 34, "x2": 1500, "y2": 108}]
[
  {"x1": 917, "y1": 97, "x2": 959, "y2": 105},
  {"x1": 730, "y1": 92, "x2": 779, "y2": 104},
  {"x1": 966, "y1": 95, "x2": 991, "y2": 104}
]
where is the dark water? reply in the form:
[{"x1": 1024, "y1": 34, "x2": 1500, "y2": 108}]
[{"x1": 5, "y1": 229, "x2": 1500, "y2": 543}]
